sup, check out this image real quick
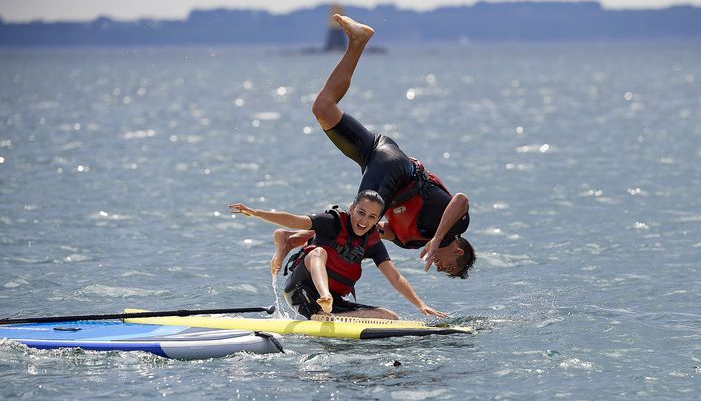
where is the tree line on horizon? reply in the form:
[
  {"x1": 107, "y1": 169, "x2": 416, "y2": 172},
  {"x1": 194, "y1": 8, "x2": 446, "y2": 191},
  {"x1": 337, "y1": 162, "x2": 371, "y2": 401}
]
[{"x1": 1, "y1": 2, "x2": 700, "y2": 46}]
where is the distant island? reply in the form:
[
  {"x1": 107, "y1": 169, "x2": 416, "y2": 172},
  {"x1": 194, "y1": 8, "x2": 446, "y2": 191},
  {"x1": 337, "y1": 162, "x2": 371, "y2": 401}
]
[{"x1": 1, "y1": 2, "x2": 700, "y2": 46}]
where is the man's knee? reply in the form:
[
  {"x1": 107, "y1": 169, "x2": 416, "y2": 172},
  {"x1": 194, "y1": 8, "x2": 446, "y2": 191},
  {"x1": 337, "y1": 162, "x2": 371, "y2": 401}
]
[
  {"x1": 312, "y1": 95, "x2": 332, "y2": 119},
  {"x1": 312, "y1": 96, "x2": 343, "y2": 128}
]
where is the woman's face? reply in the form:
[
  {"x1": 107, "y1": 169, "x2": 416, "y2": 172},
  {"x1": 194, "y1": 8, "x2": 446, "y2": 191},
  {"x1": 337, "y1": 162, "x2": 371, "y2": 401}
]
[{"x1": 348, "y1": 198, "x2": 383, "y2": 236}]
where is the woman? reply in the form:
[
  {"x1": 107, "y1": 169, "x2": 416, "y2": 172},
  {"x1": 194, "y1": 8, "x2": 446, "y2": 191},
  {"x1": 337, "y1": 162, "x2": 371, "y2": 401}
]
[{"x1": 229, "y1": 190, "x2": 446, "y2": 320}]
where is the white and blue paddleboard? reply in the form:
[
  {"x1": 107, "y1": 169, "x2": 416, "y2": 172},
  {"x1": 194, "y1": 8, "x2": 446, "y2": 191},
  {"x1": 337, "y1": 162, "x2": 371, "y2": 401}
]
[{"x1": 0, "y1": 320, "x2": 283, "y2": 359}]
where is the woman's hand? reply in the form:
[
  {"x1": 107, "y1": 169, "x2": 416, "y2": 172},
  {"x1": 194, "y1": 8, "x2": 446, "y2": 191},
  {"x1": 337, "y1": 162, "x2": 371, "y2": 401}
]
[
  {"x1": 419, "y1": 304, "x2": 448, "y2": 318},
  {"x1": 229, "y1": 203, "x2": 256, "y2": 217}
]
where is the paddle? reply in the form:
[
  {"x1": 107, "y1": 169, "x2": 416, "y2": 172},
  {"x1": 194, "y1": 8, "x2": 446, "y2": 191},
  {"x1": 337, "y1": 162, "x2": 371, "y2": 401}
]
[{"x1": 0, "y1": 305, "x2": 276, "y2": 325}]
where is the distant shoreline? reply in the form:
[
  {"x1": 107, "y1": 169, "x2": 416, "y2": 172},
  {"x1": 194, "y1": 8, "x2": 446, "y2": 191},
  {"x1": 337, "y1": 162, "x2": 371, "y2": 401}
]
[{"x1": 1, "y1": 3, "x2": 700, "y2": 46}]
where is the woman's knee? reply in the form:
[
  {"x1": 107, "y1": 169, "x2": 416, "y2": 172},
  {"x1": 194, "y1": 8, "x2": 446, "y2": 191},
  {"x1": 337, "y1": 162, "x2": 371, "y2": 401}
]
[
  {"x1": 378, "y1": 308, "x2": 399, "y2": 320},
  {"x1": 305, "y1": 247, "x2": 328, "y2": 264}
]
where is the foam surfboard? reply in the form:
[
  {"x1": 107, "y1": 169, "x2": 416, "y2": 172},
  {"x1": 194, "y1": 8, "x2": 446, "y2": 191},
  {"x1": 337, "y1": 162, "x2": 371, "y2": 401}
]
[
  {"x1": 0, "y1": 320, "x2": 283, "y2": 359},
  {"x1": 124, "y1": 309, "x2": 474, "y2": 339}
]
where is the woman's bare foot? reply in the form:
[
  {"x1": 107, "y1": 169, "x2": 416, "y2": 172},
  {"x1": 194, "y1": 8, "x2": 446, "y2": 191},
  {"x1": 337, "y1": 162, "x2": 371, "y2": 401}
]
[
  {"x1": 271, "y1": 229, "x2": 294, "y2": 276},
  {"x1": 333, "y1": 14, "x2": 374, "y2": 45},
  {"x1": 316, "y1": 294, "x2": 333, "y2": 314}
]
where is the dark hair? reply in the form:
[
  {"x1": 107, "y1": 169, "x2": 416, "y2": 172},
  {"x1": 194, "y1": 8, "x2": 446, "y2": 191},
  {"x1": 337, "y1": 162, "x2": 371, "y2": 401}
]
[
  {"x1": 449, "y1": 236, "x2": 476, "y2": 279},
  {"x1": 352, "y1": 190, "x2": 385, "y2": 210}
]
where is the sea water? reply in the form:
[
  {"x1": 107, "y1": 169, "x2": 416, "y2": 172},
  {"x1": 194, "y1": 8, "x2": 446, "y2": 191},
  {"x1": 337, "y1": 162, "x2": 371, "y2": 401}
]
[{"x1": 1, "y1": 42, "x2": 700, "y2": 400}]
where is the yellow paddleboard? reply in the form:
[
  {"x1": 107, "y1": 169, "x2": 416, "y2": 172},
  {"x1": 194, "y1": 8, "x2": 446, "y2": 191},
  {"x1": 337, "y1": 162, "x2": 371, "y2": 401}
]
[{"x1": 124, "y1": 309, "x2": 473, "y2": 339}]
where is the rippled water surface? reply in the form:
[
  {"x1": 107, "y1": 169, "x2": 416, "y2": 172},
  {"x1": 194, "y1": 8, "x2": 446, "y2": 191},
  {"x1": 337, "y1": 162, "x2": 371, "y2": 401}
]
[{"x1": 1, "y1": 42, "x2": 700, "y2": 400}]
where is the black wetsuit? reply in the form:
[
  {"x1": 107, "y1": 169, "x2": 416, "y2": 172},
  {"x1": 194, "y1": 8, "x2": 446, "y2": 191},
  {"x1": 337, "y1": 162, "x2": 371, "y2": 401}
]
[{"x1": 324, "y1": 113, "x2": 469, "y2": 249}]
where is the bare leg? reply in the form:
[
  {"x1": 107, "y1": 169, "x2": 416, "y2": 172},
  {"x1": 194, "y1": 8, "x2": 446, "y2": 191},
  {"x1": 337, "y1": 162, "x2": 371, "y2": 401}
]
[
  {"x1": 312, "y1": 14, "x2": 375, "y2": 130},
  {"x1": 331, "y1": 307, "x2": 399, "y2": 320},
  {"x1": 304, "y1": 248, "x2": 333, "y2": 313},
  {"x1": 270, "y1": 229, "x2": 315, "y2": 276}
]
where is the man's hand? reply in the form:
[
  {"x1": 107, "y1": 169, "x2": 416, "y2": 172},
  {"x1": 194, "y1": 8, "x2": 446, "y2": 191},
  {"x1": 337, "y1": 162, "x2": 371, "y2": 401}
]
[{"x1": 419, "y1": 237, "x2": 440, "y2": 271}]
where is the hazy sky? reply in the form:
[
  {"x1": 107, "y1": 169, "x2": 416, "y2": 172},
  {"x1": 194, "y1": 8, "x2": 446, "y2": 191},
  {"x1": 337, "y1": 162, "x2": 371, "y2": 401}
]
[{"x1": 1, "y1": 0, "x2": 699, "y2": 22}]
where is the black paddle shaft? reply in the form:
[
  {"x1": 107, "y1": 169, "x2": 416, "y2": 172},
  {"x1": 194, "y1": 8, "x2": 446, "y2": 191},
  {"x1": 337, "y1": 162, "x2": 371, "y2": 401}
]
[{"x1": 0, "y1": 305, "x2": 276, "y2": 325}]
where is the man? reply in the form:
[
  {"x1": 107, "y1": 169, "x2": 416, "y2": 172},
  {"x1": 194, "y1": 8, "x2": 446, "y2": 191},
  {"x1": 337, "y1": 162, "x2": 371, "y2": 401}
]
[
  {"x1": 229, "y1": 190, "x2": 446, "y2": 319},
  {"x1": 274, "y1": 14, "x2": 476, "y2": 279}
]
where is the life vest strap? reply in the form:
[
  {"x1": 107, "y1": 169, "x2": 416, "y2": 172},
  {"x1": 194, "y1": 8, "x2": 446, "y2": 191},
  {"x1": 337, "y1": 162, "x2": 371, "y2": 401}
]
[
  {"x1": 283, "y1": 248, "x2": 305, "y2": 276},
  {"x1": 313, "y1": 212, "x2": 369, "y2": 265},
  {"x1": 391, "y1": 158, "x2": 429, "y2": 206},
  {"x1": 391, "y1": 158, "x2": 449, "y2": 207}
]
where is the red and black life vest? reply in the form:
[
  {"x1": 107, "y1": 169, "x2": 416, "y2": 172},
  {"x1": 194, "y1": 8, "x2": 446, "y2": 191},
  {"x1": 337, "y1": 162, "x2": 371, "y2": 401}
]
[
  {"x1": 287, "y1": 209, "x2": 381, "y2": 297},
  {"x1": 385, "y1": 158, "x2": 450, "y2": 248}
]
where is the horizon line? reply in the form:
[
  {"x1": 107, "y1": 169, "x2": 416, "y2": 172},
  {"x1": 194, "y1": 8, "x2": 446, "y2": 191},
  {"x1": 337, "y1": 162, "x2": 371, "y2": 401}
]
[{"x1": 1, "y1": 1, "x2": 700, "y2": 24}]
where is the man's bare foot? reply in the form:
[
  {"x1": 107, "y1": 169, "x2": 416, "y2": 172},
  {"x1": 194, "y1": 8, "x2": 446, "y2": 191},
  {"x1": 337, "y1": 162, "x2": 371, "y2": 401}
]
[
  {"x1": 271, "y1": 229, "x2": 294, "y2": 276},
  {"x1": 333, "y1": 14, "x2": 374, "y2": 45},
  {"x1": 316, "y1": 294, "x2": 333, "y2": 314}
]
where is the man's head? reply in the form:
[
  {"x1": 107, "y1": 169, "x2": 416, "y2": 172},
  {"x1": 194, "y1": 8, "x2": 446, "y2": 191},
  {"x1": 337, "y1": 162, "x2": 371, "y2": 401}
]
[{"x1": 434, "y1": 236, "x2": 476, "y2": 279}]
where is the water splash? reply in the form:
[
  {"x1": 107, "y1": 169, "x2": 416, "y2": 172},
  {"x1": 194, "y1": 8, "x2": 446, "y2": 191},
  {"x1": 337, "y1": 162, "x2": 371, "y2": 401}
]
[{"x1": 271, "y1": 274, "x2": 289, "y2": 319}]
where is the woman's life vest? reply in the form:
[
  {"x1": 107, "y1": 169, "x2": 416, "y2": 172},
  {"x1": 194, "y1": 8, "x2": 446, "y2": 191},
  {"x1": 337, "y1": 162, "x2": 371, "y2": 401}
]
[
  {"x1": 285, "y1": 208, "x2": 381, "y2": 297},
  {"x1": 385, "y1": 158, "x2": 450, "y2": 248}
]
